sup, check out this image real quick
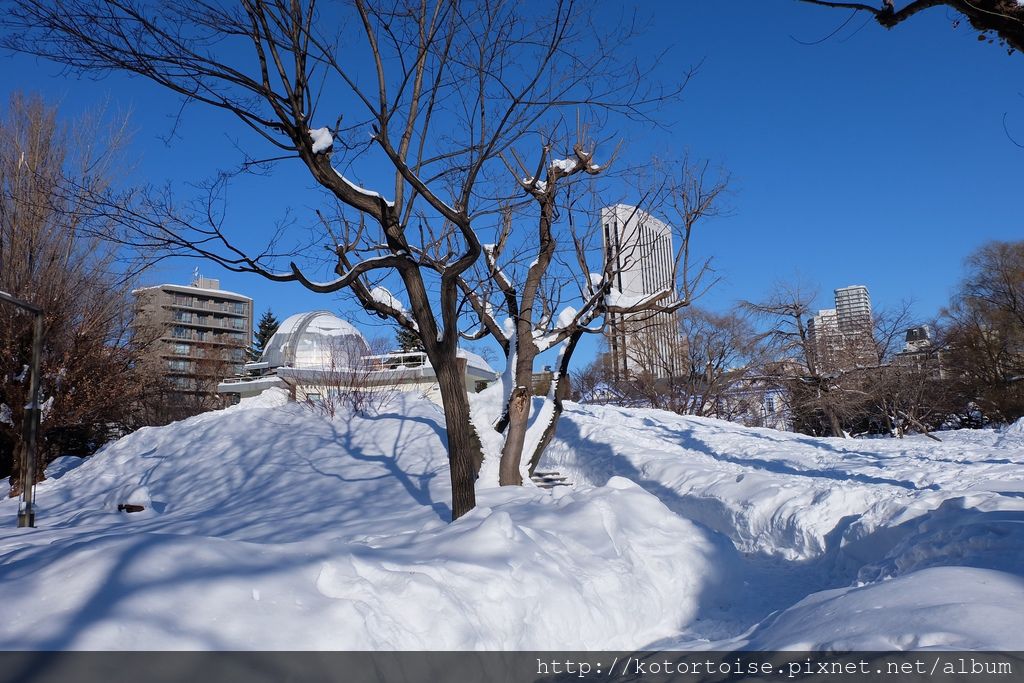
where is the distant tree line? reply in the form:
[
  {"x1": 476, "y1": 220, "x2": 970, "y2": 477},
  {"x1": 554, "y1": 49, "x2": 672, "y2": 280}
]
[{"x1": 576, "y1": 239, "x2": 1024, "y2": 438}]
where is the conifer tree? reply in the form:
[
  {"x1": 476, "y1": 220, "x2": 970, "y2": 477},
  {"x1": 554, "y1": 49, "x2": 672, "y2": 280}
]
[
  {"x1": 251, "y1": 308, "x2": 280, "y2": 360},
  {"x1": 396, "y1": 325, "x2": 424, "y2": 353}
]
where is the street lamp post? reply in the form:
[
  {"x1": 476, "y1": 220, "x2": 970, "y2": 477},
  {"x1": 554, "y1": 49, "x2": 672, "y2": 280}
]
[{"x1": 0, "y1": 289, "x2": 43, "y2": 528}]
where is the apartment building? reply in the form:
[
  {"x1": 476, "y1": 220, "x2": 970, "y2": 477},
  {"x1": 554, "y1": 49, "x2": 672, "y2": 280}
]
[
  {"x1": 134, "y1": 277, "x2": 253, "y2": 413},
  {"x1": 834, "y1": 285, "x2": 872, "y2": 335},
  {"x1": 601, "y1": 204, "x2": 680, "y2": 380},
  {"x1": 807, "y1": 308, "x2": 840, "y2": 372},
  {"x1": 807, "y1": 285, "x2": 876, "y2": 372}
]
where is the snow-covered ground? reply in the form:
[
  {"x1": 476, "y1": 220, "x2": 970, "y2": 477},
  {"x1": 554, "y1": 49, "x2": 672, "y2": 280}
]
[{"x1": 1, "y1": 390, "x2": 1022, "y2": 650}]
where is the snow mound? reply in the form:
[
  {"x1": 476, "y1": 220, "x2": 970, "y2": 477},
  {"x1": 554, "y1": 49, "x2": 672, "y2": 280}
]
[
  {"x1": 543, "y1": 403, "x2": 1024, "y2": 562},
  {"x1": 1004, "y1": 416, "x2": 1024, "y2": 436},
  {"x1": 3, "y1": 394, "x2": 1023, "y2": 650},
  {"x1": 0, "y1": 394, "x2": 723, "y2": 650},
  {"x1": 745, "y1": 567, "x2": 1024, "y2": 650},
  {"x1": 44, "y1": 455, "x2": 87, "y2": 481}
]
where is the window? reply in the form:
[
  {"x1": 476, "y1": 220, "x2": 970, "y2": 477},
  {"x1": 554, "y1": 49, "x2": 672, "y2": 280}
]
[
  {"x1": 173, "y1": 343, "x2": 190, "y2": 356},
  {"x1": 173, "y1": 310, "x2": 191, "y2": 322},
  {"x1": 765, "y1": 396, "x2": 776, "y2": 414},
  {"x1": 172, "y1": 326, "x2": 189, "y2": 339},
  {"x1": 233, "y1": 302, "x2": 247, "y2": 315}
]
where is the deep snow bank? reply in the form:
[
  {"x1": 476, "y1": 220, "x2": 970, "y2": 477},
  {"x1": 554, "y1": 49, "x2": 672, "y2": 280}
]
[
  {"x1": 539, "y1": 402, "x2": 1024, "y2": 650},
  {"x1": 542, "y1": 403, "x2": 1024, "y2": 563},
  {"x1": 3, "y1": 392, "x2": 1023, "y2": 650},
  {"x1": 745, "y1": 567, "x2": 1024, "y2": 650},
  {"x1": 0, "y1": 391, "x2": 724, "y2": 650}
]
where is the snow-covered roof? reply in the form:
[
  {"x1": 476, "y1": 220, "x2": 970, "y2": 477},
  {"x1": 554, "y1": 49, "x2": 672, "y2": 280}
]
[
  {"x1": 261, "y1": 311, "x2": 369, "y2": 370},
  {"x1": 132, "y1": 283, "x2": 252, "y2": 301},
  {"x1": 457, "y1": 348, "x2": 496, "y2": 377}
]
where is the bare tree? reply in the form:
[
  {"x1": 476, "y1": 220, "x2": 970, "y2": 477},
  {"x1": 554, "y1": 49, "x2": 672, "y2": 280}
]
[
  {"x1": 942, "y1": 240, "x2": 1024, "y2": 422},
  {"x1": 797, "y1": 1, "x2": 1024, "y2": 55},
  {"x1": 2, "y1": 1, "x2": 683, "y2": 518},
  {"x1": 742, "y1": 280, "x2": 852, "y2": 436},
  {"x1": 458, "y1": 154, "x2": 724, "y2": 484},
  {"x1": 301, "y1": 336, "x2": 398, "y2": 418},
  {"x1": 0, "y1": 92, "x2": 148, "y2": 492},
  {"x1": 672, "y1": 308, "x2": 764, "y2": 419}
]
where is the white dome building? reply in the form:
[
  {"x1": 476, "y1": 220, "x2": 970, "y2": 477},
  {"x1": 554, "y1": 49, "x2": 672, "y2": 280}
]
[
  {"x1": 218, "y1": 310, "x2": 497, "y2": 405},
  {"x1": 260, "y1": 311, "x2": 369, "y2": 371}
]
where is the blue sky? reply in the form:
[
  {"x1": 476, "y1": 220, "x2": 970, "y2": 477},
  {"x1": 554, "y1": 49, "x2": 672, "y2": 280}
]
[{"x1": 3, "y1": 1, "x2": 1021, "y2": 369}]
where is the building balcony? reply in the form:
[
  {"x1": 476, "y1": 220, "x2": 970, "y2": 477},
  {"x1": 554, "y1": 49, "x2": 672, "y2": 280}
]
[
  {"x1": 167, "y1": 299, "x2": 250, "y2": 317},
  {"x1": 168, "y1": 315, "x2": 249, "y2": 331},
  {"x1": 164, "y1": 331, "x2": 248, "y2": 347}
]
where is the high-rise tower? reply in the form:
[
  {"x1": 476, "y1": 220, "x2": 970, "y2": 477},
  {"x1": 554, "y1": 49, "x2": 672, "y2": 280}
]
[{"x1": 601, "y1": 205, "x2": 679, "y2": 380}]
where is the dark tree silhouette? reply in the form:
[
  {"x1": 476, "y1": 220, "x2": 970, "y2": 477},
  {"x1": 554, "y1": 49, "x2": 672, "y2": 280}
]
[{"x1": 797, "y1": 1, "x2": 1024, "y2": 54}]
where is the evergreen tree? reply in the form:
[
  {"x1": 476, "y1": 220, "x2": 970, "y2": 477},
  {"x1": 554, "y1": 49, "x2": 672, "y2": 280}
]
[
  {"x1": 396, "y1": 325, "x2": 424, "y2": 353},
  {"x1": 252, "y1": 308, "x2": 280, "y2": 360}
]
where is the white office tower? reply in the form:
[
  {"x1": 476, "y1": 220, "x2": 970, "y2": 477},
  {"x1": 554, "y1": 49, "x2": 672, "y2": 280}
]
[{"x1": 601, "y1": 205, "x2": 679, "y2": 380}]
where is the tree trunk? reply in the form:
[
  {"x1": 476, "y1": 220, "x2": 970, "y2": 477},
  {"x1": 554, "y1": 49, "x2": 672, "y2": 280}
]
[
  {"x1": 527, "y1": 332, "x2": 581, "y2": 476},
  {"x1": 433, "y1": 353, "x2": 481, "y2": 519},
  {"x1": 499, "y1": 385, "x2": 530, "y2": 485},
  {"x1": 825, "y1": 404, "x2": 843, "y2": 438}
]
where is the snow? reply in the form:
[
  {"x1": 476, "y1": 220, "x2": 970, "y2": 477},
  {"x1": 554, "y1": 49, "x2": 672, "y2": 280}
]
[
  {"x1": 308, "y1": 127, "x2": 333, "y2": 154},
  {"x1": 131, "y1": 283, "x2": 251, "y2": 301},
  {"x1": 44, "y1": 455, "x2": 86, "y2": 480},
  {"x1": 1, "y1": 391, "x2": 1022, "y2": 650},
  {"x1": 522, "y1": 177, "x2": 547, "y2": 192},
  {"x1": 331, "y1": 168, "x2": 395, "y2": 207},
  {"x1": 369, "y1": 286, "x2": 405, "y2": 314},
  {"x1": 456, "y1": 347, "x2": 496, "y2": 375},
  {"x1": 544, "y1": 403, "x2": 1024, "y2": 649},
  {"x1": 554, "y1": 305, "x2": 577, "y2": 329},
  {"x1": 1004, "y1": 415, "x2": 1024, "y2": 435},
  {"x1": 605, "y1": 287, "x2": 669, "y2": 309},
  {"x1": 550, "y1": 157, "x2": 577, "y2": 173},
  {"x1": 744, "y1": 567, "x2": 1024, "y2": 651}
]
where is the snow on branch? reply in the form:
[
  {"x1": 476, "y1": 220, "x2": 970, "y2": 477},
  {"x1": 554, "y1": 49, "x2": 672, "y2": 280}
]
[
  {"x1": 605, "y1": 287, "x2": 673, "y2": 313},
  {"x1": 369, "y1": 286, "x2": 407, "y2": 315},
  {"x1": 331, "y1": 167, "x2": 395, "y2": 208},
  {"x1": 308, "y1": 127, "x2": 334, "y2": 154}
]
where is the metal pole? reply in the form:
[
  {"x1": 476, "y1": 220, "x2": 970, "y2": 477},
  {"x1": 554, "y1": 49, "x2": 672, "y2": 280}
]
[
  {"x1": 0, "y1": 289, "x2": 43, "y2": 528},
  {"x1": 18, "y1": 312, "x2": 43, "y2": 527}
]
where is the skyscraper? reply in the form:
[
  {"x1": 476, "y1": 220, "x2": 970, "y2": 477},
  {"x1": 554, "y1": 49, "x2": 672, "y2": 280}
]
[
  {"x1": 807, "y1": 285, "x2": 875, "y2": 372},
  {"x1": 601, "y1": 204, "x2": 679, "y2": 380},
  {"x1": 834, "y1": 285, "x2": 872, "y2": 334}
]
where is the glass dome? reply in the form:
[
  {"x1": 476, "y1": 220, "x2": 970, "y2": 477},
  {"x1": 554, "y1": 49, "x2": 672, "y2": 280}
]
[{"x1": 260, "y1": 311, "x2": 369, "y2": 370}]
